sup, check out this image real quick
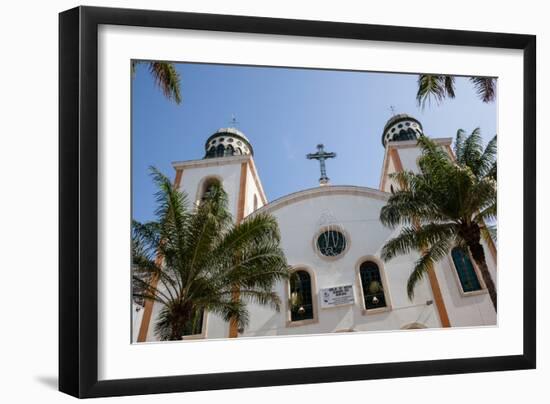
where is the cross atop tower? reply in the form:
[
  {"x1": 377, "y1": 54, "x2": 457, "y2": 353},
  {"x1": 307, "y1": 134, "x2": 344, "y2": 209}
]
[
  {"x1": 229, "y1": 114, "x2": 239, "y2": 127},
  {"x1": 307, "y1": 144, "x2": 337, "y2": 186},
  {"x1": 390, "y1": 105, "x2": 396, "y2": 116}
]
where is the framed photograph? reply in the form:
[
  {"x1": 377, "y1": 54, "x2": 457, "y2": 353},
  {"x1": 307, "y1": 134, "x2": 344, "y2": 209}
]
[{"x1": 59, "y1": 6, "x2": 536, "y2": 398}]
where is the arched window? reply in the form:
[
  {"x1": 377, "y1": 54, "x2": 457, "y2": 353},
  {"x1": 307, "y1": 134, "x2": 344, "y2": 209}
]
[
  {"x1": 200, "y1": 177, "x2": 221, "y2": 203},
  {"x1": 216, "y1": 144, "x2": 225, "y2": 157},
  {"x1": 206, "y1": 146, "x2": 216, "y2": 158},
  {"x1": 224, "y1": 144, "x2": 234, "y2": 157},
  {"x1": 451, "y1": 247, "x2": 482, "y2": 292},
  {"x1": 289, "y1": 270, "x2": 314, "y2": 322},
  {"x1": 253, "y1": 194, "x2": 258, "y2": 211},
  {"x1": 359, "y1": 261, "x2": 388, "y2": 310},
  {"x1": 397, "y1": 129, "x2": 407, "y2": 140},
  {"x1": 182, "y1": 309, "x2": 205, "y2": 336},
  {"x1": 235, "y1": 147, "x2": 242, "y2": 155}
]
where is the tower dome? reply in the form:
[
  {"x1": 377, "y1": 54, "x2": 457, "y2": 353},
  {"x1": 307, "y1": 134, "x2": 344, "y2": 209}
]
[
  {"x1": 381, "y1": 113, "x2": 424, "y2": 146},
  {"x1": 204, "y1": 127, "x2": 254, "y2": 159}
]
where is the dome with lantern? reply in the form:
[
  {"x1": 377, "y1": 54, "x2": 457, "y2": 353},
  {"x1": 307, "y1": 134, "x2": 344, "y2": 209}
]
[
  {"x1": 381, "y1": 113, "x2": 424, "y2": 146},
  {"x1": 204, "y1": 127, "x2": 254, "y2": 159}
]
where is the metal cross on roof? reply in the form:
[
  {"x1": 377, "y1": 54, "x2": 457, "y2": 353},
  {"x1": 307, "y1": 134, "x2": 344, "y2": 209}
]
[
  {"x1": 306, "y1": 144, "x2": 336, "y2": 186},
  {"x1": 229, "y1": 114, "x2": 239, "y2": 127}
]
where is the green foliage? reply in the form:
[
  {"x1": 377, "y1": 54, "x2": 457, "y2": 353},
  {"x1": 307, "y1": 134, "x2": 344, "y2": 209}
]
[
  {"x1": 131, "y1": 60, "x2": 182, "y2": 104},
  {"x1": 132, "y1": 167, "x2": 290, "y2": 340},
  {"x1": 416, "y1": 75, "x2": 456, "y2": 109},
  {"x1": 416, "y1": 74, "x2": 496, "y2": 108},
  {"x1": 470, "y1": 77, "x2": 497, "y2": 103},
  {"x1": 380, "y1": 130, "x2": 497, "y2": 307}
]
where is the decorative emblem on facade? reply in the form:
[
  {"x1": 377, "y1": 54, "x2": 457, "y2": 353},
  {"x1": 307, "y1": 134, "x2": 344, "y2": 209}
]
[{"x1": 315, "y1": 210, "x2": 348, "y2": 258}]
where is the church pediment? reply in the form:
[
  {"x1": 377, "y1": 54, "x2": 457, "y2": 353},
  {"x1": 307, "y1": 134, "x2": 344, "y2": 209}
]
[{"x1": 254, "y1": 185, "x2": 389, "y2": 215}]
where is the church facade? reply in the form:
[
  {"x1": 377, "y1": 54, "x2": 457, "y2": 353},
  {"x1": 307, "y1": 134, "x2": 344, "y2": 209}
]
[{"x1": 134, "y1": 114, "x2": 497, "y2": 342}]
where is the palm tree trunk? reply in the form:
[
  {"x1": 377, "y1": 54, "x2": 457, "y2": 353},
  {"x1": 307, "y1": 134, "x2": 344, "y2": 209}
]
[
  {"x1": 468, "y1": 242, "x2": 497, "y2": 312},
  {"x1": 169, "y1": 303, "x2": 193, "y2": 340}
]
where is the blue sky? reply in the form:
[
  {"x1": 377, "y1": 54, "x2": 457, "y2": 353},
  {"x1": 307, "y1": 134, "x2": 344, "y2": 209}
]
[{"x1": 132, "y1": 62, "x2": 496, "y2": 223}]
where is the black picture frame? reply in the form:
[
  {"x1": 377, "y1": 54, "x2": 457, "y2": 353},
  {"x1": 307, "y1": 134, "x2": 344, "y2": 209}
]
[{"x1": 59, "y1": 5, "x2": 536, "y2": 398}]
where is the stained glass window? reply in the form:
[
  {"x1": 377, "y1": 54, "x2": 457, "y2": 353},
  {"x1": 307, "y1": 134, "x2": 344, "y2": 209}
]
[
  {"x1": 317, "y1": 230, "x2": 346, "y2": 257},
  {"x1": 289, "y1": 271, "x2": 314, "y2": 322},
  {"x1": 359, "y1": 261, "x2": 387, "y2": 310},
  {"x1": 451, "y1": 248, "x2": 482, "y2": 292}
]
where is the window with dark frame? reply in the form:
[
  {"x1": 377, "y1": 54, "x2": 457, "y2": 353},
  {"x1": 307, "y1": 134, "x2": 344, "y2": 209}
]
[
  {"x1": 359, "y1": 261, "x2": 387, "y2": 310},
  {"x1": 289, "y1": 270, "x2": 314, "y2": 322},
  {"x1": 451, "y1": 248, "x2": 482, "y2": 292},
  {"x1": 182, "y1": 309, "x2": 205, "y2": 336},
  {"x1": 316, "y1": 230, "x2": 346, "y2": 257},
  {"x1": 200, "y1": 178, "x2": 221, "y2": 203}
]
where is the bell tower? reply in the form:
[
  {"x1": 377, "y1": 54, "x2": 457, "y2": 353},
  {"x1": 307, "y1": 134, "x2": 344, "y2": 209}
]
[
  {"x1": 378, "y1": 113, "x2": 455, "y2": 330},
  {"x1": 171, "y1": 126, "x2": 266, "y2": 221},
  {"x1": 137, "y1": 124, "x2": 268, "y2": 342},
  {"x1": 379, "y1": 113, "x2": 453, "y2": 193}
]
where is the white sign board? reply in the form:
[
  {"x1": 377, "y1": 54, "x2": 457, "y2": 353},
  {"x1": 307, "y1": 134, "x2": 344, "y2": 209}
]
[{"x1": 320, "y1": 285, "x2": 355, "y2": 308}]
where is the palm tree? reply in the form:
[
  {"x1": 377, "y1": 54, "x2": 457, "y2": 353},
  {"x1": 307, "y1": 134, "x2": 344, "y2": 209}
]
[
  {"x1": 131, "y1": 61, "x2": 182, "y2": 104},
  {"x1": 416, "y1": 75, "x2": 496, "y2": 108},
  {"x1": 379, "y1": 129, "x2": 497, "y2": 311},
  {"x1": 132, "y1": 167, "x2": 290, "y2": 340}
]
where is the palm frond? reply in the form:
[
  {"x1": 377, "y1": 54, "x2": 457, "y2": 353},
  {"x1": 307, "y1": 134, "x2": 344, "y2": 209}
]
[
  {"x1": 477, "y1": 135, "x2": 497, "y2": 178},
  {"x1": 148, "y1": 62, "x2": 182, "y2": 104},
  {"x1": 132, "y1": 276, "x2": 172, "y2": 306},
  {"x1": 416, "y1": 75, "x2": 455, "y2": 108},
  {"x1": 131, "y1": 60, "x2": 138, "y2": 77},
  {"x1": 133, "y1": 167, "x2": 290, "y2": 340},
  {"x1": 480, "y1": 223, "x2": 497, "y2": 245},
  {"x1": 235, "y1": 289, "x2": 282, "y2": 312},
  {"x1": 380, "y1": 192, "x2": 435, "y2": 227},
  {"x1": 444, "y1": 76, "x2": 456, "y2": 98},
  {"x1": 381, "y1": 223, "x2": 457, "y2": 262},
  {"x1": 216, "y1": 212, "x2": 280, "y2": 253},
  {"x1": 407, "y1": 237, "x2": 453, "y2": 299},
  {"x1": 454, "y1": 129, "x2": 467, "y2": 162},
  {"x1": 457, "y1": 128, "x2": 483, "y2": 174},
  {"x1": 469, "y1": 76, "x2": 496, "y2": 103},
  {"x1": 473, "y1": 200, "x2": 497, "y2": 224}
]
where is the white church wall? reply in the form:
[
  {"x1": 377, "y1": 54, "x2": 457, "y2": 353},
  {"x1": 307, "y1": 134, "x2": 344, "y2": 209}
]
[
  {"x1": 239, "y1": 190, "x2": 441, "y2": 337},
  {"x1": 434, "y1": 257, "x2": 497, "y2": 327},
  {"x1": 377, "y1": 250, "x2": 441, "y2": 329},
  {"x1": 140, "y1": 136, "x2": 496, "y2": 342},
  {"x1": 131, "y1": 304, "x2": 144, "y2": 343},
  {"x1": 243, "y1": 162, "x2": 264, "y2": 217},
  {"x1": 482, "y1": 239, "x2": 497, "y2": 275},
  {"x1": 204, "y1": 313, "x2": 229, "y2": 339},
  {"x1": 397, "y1": 146, "x2": 422, "y2": 172},
  {"x1": 381, "y1": 151, "x2": 396, "y2": 193},
  {"x1": 176, "y1": 161, "x2": 242, "y2": 218}
]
